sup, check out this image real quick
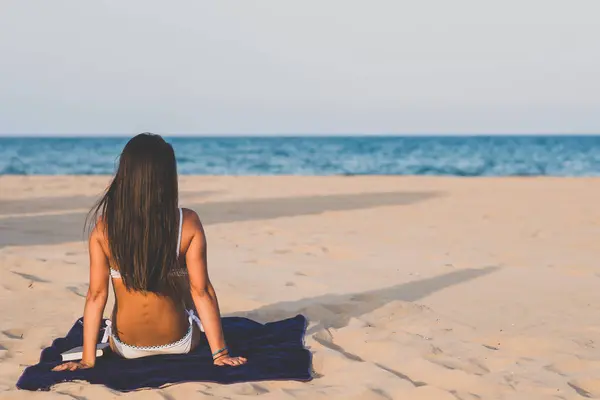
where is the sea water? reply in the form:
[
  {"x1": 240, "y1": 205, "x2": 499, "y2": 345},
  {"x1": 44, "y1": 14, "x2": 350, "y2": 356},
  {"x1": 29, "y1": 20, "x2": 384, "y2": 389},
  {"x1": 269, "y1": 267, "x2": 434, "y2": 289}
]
[{"x1": 1, "y1": 136, "x2": 599, "y2": 176}]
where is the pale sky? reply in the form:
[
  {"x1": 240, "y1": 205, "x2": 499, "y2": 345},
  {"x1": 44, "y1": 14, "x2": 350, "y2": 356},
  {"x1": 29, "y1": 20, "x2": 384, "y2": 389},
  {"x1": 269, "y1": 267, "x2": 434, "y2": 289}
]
[{"x1": 1, "y1": 1, "x2": 599, "y2": 136}]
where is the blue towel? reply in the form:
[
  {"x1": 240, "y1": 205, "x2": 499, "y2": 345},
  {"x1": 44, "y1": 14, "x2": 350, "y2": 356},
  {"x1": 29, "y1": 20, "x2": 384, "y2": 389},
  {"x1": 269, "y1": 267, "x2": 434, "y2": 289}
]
[{"x1": 16, "y1": 315, "x2": 312, "y2": 391}]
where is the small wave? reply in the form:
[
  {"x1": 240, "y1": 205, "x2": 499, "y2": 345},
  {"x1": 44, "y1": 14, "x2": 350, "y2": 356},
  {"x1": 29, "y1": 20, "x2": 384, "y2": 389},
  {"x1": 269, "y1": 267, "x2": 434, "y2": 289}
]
[{"x1": 1, "y1": 157, "x2": 28, "y2": 175}]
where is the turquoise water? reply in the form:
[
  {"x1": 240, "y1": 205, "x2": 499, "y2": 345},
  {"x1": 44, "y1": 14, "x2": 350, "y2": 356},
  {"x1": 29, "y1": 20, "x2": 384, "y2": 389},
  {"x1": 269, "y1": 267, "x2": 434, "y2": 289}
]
[{"x1": 1, "y1": 136, "x2": 600, "y2": 176}]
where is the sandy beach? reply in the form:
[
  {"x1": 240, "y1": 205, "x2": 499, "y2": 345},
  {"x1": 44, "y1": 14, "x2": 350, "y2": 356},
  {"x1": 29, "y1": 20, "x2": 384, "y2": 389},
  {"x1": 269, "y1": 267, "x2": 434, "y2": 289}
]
[{"x1": 1, "y1": 176, "x2": 599, "y2": 400}]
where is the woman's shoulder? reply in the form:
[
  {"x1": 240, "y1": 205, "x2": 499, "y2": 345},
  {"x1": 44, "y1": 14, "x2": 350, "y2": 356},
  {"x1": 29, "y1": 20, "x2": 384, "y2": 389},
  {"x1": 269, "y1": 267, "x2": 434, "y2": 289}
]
[
  {"x1": 89, "y1": 217, "x2": 110, "y2": 254},
  {"x1": 90, "y1": 216, "x2": 107, "y2": 239},
  {"x1": 181, "y1": 208, "x2": 205, "y2": 231},
  {"x1": 180, "y1": 208, "x2": 206, "y2": 251}
]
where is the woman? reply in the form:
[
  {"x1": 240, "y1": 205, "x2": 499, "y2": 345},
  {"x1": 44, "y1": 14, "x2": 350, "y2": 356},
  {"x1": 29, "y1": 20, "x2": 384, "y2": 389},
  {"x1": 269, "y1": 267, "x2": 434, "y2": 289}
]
[{"x1": 53, "y1": 133, "x2": 247, "y2": 371}]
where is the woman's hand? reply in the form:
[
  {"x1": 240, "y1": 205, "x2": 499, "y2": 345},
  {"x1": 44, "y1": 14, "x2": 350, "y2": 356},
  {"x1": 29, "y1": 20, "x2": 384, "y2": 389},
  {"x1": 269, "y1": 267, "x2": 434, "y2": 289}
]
[
  {"x1": 213, "y1": 355, "x2": 247, "y2": 367},
  {"x1": 52, "y1": 361, "x2": 94, "y2": 372}
]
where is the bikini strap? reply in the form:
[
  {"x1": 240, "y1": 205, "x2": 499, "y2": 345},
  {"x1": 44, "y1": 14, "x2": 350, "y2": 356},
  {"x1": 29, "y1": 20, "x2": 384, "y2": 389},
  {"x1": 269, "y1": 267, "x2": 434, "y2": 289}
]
[
  {"x1": 176, "y1": 207, "x2": 183, "y2": 258},
  {"x1": 101, "y1": 320, "x2": 112, "y2": 343}
]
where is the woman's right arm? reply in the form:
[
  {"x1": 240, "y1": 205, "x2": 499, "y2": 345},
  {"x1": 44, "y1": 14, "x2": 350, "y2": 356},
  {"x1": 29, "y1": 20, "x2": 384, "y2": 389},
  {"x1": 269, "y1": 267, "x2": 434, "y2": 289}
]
[
  {"x1": 53, "y1": 224, "x2": 109, "y2": 371},
  {"x1": 185, "y1": 210, "x2": 246, "y2": 367}
]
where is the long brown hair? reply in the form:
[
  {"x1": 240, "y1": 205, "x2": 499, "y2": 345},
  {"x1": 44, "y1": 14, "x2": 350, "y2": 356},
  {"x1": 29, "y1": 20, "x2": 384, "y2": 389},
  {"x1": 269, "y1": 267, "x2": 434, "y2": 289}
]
[{"x1": 87, "y1": 133, "x2": 180, "y2": 296}]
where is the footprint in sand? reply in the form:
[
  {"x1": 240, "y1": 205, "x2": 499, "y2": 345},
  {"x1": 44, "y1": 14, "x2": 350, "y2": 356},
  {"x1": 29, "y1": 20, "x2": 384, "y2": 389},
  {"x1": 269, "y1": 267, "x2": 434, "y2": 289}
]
[
  {"x1": 430, "y1": 345, "x2": 444, "y2": 355},
  {"x1": 374, "y1": 362, "x2": 427, "y2": 388},
  {"x1": 312, "y1": 331, "x2": 364, "y2": 362},
  {"x1": 2, "y1": 329, "x2": 24, "y2": 340},
  {"x1": 425, "y1": 355, "x2": 490, "y2": 376},
  {"x1": 231, "y1": 383, "x2": 270, "y2": 396},
  {"x1": 369, "y1": 387, "x2": 395, "y2": 400},
  {"x1": 11, "y1": 271, "x2": 50, "y2": 283},
  {"x1": 568, "y1": 380, "x2": 598, "y2": 398},
  {"x1": 547, "y1": 358, "x2": 600, "y2": 376},
  {"x1": 0, "y1": 343, "x2": 8, "y2": 361},
  {"x1": 66, "y1": 285, "x2": 87, "y2": 298},
  {"x1": 482, "y1": 344, "x2": 499, "y2": 351},
  {"x1": 274, "y1": 249, "x2": 291, "y2": 255}
]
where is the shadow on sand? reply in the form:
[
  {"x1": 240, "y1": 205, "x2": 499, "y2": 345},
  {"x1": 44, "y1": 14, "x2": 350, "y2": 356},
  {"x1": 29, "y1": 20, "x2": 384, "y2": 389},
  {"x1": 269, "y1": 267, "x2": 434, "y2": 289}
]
[
  {"x1": 0, "y1": 190, "x2": 218, "y2": 216},
  {"x1": 0, "y1": 191, "x2": 441, "y2": 248},
  {"x1": 232, "y1": 266, "x2": 499, "y2": 334}
]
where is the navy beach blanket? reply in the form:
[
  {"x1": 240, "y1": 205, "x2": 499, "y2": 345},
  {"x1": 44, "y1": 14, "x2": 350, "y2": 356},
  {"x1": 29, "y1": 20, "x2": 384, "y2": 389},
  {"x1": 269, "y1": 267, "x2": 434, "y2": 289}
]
[{"x1": 17, "y1": 315, "x2": 312, "y2": 391}]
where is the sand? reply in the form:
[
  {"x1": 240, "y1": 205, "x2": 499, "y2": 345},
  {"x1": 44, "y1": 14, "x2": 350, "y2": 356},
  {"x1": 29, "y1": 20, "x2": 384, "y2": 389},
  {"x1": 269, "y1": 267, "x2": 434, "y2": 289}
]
[{"x1": 1, "y1": 176, "x2": 600, "y2": 400}]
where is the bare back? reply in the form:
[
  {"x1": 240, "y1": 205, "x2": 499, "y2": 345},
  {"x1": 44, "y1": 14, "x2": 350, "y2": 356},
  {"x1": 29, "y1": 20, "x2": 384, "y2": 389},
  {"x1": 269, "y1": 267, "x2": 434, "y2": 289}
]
[{"x1": 96, "y1": 208, "x2": 198, "y2": 347}]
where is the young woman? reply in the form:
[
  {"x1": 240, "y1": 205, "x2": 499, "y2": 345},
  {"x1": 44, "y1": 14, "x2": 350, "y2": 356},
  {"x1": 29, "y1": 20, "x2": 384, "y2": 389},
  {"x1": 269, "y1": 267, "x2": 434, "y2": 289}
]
[{"x1": 53, "y1": 133, "x2": 246, "y2": 371}]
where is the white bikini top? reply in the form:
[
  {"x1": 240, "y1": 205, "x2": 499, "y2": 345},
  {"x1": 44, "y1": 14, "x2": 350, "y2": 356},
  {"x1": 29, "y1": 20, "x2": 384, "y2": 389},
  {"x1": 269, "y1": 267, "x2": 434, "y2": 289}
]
[{"x1": 109, "y1": 208, "x2": 184, "y2": 279}]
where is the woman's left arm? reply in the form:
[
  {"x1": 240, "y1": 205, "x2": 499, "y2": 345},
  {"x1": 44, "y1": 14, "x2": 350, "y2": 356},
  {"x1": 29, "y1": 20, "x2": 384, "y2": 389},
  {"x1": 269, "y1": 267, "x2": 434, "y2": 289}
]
[{"x1": 53, "y1": 226, "x2": 109, "y2": 371}]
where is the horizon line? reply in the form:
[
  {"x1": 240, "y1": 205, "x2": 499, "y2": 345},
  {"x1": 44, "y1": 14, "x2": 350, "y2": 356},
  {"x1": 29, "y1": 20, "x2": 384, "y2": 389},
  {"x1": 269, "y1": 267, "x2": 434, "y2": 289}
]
[{"x1": 1, "y1": 132, "x2": 600, "y2": 139}]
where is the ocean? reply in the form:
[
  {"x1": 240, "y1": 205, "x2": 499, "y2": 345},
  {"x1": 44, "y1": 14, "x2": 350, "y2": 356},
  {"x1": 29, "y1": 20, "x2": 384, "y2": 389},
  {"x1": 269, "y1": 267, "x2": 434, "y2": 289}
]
[{"x1": 1, "y1": 136, "x2": 599, "y2": 176}]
